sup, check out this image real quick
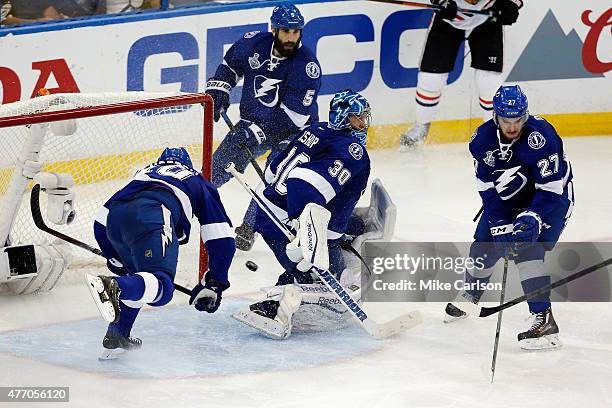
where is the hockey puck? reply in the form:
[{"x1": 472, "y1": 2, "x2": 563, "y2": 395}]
[{"x1": 245, "y1": 260, "x2": 258, "y2": 272}]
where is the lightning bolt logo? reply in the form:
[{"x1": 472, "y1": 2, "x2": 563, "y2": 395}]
[
  {"x1": 161, "y1": 205, "x2": 173, "y2": 257},
  {"x1": 253, "y1": 76, "x2": 282, "y2": 107},
  {"x1": 494, "y1": 166, "x2": 527, "y2": 200}
]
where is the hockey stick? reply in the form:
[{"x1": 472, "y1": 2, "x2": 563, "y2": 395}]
[
  {"x1": 490, "y1": 256, "x2": 508, "y2": 383},
  {"x1": 340, "y1": 239, "x2": 373, "y2": 277},
  {"x1": 30, "y1": 184, "x2": 191, "y2": 296},
  {"x1": 466, "y1": 256, "x2": 612, "y2": 318},
  {"x1": 367, "y1": 0, "x2": 495, "y2": 17},
  {"x1": 472, "y1": 206, "x2": 484, "y2": 222},
  {"x1": 221, "y1": 110, "x2": 266, "y2": 182},
  {"x1": 225, "y1": 163, "x2": 422, "y2": 338}
]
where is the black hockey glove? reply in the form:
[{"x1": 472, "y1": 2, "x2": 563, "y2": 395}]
[
  {"x1": 206, "y1": 78, "x2": 231, "y2": 122},
  {"x1": 491, "y1": 0, "x2": 522, "y2": 25},
  {"x1": 226, "y1": 119, "x2": 267, "y2": 149},
  {"x1": 190, "y1": 274, "x2": 230, "y2": 313},
  {"x1": 431, "y1": 0, "x2": 458, "y2": 20},
  {"x1": 106, "y1": 257, "x2": 129, "y2": 276}
]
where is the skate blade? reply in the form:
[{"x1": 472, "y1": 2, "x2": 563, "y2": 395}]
[
  {"x1": 232, "y1": 310, "x2": 289, "y2": 339},
  {"x1": 85, "y1": 274, "x2": 117, "y2": 323},
  {"x1": 443, "y1": 301, "x2": 475, "y2": 324},
  {"x1": 98, "y1": 347, "x2": 125, "y2": 361},
  {"x1": 443, "y1": 313, "x2": 468, "y2": 324},
  {"x1": 519, "y1": 334, "x2": 563, "y2": 351}
]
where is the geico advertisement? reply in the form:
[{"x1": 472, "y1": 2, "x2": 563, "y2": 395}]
[{"x1": 1, "y1": 0, "x2": 610, "y2": 125}]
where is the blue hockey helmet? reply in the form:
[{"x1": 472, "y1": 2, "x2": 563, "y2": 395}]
[
  {"x1": 270, "y1": 4, "x2": 305, "y2": 29},
  {"x1": 158, "y1": 147, "x2": 193, "y2": 168},
  {"x1": 493, "y1": 85, "x2": 528, "y2": 119},
  {"x1": 328, "y1": 89, "x2": 371, "y2": 146}
]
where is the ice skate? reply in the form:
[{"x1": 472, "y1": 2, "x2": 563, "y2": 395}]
[
  {"x1": 400, "y1": 122, "x2": 430, "y2": 151},
  {"x1": 85, "y1": 274, "x2": 121, "y2": 323},
  {"x1": 99, "y1": 329, "x2": 142, "y2": 360},
  {"x1": 235, "y1": 223, "x2": 257, "y2": 251},
  {"x1": 444, "y1": 291, "x2": 479, "y2": 323},
  {"x1": 518, "y1": 308, "x2": 562, "y2": 351}
]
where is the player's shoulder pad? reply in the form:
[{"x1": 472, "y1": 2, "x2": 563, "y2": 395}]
[
  {"x1": 522, "y1": 115, "x2": 559, "y2": 151},
  {"x1": 233, "y1": 31, "x2": 272, "y2": 51},
  {"x1": 331, "y1": 129, "x2": 369, "y2": 163},
  {"x1": 242, "y1": 30, "x2": 263, "y2": 39},
  {"x1": 293, "y1": 46, "x2": 321, "y2": 81},
  {"x1": 469, "y1": 120, "x2": 496, "y2": 156}
]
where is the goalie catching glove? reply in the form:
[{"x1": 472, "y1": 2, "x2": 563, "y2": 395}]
[
  {"x1": 285, "y1": 203, "x2": 332, "y2": 272},
  {"x1": 189, "y1": 274, "x2": 230, "y2": 313}
]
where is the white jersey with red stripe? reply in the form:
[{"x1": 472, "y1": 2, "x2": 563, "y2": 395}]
[{"x1": 443, "y1": 0, "x2": 496, "y2": 31}]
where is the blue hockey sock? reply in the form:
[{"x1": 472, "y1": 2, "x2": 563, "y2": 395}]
[
  {"x1": 108, "y1": 303, "x2": 140, "y2": 337},
  {"x1": 521, "y1": 276, "x2": 551, "y2": 313},
  {"x1": 464, "y1": 271, "x2": 491, "y2": 301},
  {"x1": 115, "y1": 274, "x2": 145, "y2": 301}
]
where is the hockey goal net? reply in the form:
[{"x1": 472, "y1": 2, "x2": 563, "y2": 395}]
[{"x1": 0, "y1": 91, "x2": 213, "y2": 291}]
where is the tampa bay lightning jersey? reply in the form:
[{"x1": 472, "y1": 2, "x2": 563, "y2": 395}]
[
  {"x1": 216, "y1": 31, "x2": 321, "y2": 140},
  {"x1": 254, "y1": 123, "x2": 371, "y2": 240},
  {"x1": 470, "y1": 115, "x2": 574, "y2": 222},
  {"x1": 93, "y1": 162, "x2": 235, "y2": 282}
]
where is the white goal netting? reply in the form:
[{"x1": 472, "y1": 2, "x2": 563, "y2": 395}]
[{"x1": 0, "y1": 91, "x2": 212, "y2": 287}]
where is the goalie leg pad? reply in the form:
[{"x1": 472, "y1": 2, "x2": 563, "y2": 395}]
[
  {"x1": 6, "y1": 242, "x2": 72, "y2": 295},
  {"x1": 350, "y1": 179, "x2": 397, "y2": 250}
]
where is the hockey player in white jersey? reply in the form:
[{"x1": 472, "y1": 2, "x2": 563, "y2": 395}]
[{"x1": 400, "y1": 0, "x2": 523, "y2": 149}]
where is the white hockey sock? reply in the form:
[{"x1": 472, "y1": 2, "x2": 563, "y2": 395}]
[
  {"x1": 474, "y1": 69, "x2": 503, "y2": 122},
  {"x1": 414, "y1": 71, "x2": 448, "y2": 124}
]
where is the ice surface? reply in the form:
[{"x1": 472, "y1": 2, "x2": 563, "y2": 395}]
[{"x1": 1, "y1": 137, "x2": 611, "y2": 407}]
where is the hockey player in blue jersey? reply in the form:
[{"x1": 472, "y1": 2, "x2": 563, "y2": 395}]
[
  {"x1": 232, "y1": 90, "x2": 375, "y2": 338},
  {"x1": 206, "y1": 4, "x2": 322, "y2": 251},
  {"x1": 445, "y1": 85, "x2": 574, "y2": 350},
  {"x1": 85, "y1": 148, "x2": 236, "y2": 359}
]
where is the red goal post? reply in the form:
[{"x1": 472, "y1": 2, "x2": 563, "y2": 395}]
[{"x1": 0, "y1": 92, "x2": 214, "y2": 287}]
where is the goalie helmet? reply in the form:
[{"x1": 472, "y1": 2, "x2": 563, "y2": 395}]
[
  {"x1": 158, "y1": 147, "x2": 193, "y2": 168},
  {"x1": 493, "y1": 85, "x2": 528, "y2": 119},
  {"x1": 328, "y1": 89, "x2": 371, "y2": 146},
  {"x1": 270, "y1": 4, "x2": 304, "y2": 29}
]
